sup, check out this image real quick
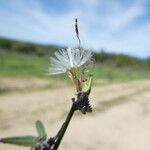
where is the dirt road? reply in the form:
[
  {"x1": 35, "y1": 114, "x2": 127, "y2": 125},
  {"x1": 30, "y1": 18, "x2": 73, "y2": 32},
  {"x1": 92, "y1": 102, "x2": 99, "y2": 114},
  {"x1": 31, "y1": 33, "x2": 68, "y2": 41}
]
[{"x1": 0, "y1": 80, "x2": 150, "y2": 150}]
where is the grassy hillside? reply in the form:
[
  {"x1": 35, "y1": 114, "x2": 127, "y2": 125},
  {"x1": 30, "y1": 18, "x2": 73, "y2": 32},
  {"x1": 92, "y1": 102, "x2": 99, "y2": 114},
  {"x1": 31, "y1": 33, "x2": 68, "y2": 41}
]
[
  {"x1": 0, "y1": 37, "x2": 59, "y2": 56},
  {"x1": 0, "y1": 37, "x2": 150, "y2": 80},
  {"x1": 0, "y1": 49, "x2": 49, "y2": 77}
]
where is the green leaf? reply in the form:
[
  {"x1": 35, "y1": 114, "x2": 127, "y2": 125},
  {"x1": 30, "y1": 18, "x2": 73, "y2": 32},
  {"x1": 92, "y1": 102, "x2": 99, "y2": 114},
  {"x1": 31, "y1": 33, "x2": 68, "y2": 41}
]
[
  {"x1": 36, "y1": 120, "x2": 47, "y2": 140},
  {"x1": 0, "y1": 136, "x2": 36, "y2": 147},
  {"x1": 82, "y1": 75, "x2": 93, "y2": 94}
]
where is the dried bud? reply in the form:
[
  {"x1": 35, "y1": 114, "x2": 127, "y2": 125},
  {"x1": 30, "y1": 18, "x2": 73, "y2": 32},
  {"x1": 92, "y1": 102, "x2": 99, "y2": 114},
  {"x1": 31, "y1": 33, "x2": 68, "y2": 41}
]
[{"x1": 75, "y1": 18, "x2": 81, "y2": 48}]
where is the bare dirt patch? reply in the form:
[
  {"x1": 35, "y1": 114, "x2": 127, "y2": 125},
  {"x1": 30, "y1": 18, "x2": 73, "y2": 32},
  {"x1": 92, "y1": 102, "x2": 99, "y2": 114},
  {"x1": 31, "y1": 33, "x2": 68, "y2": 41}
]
[
  {"x1": 0, "y1": 77, "x2": 70, "y2": 93},
  {"x1": 0, "y1": 80, "x2": 150, "y2": 150}
]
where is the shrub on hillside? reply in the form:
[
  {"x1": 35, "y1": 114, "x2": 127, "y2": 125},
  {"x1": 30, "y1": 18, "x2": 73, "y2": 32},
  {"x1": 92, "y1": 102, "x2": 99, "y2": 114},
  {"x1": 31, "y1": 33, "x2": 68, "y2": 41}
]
[
  {"x1": 15, "y1": 44, "x2": 36, "y2": 54},
  {"x1": 0, "y1": 39, "x2": 12, "y2": 49}
]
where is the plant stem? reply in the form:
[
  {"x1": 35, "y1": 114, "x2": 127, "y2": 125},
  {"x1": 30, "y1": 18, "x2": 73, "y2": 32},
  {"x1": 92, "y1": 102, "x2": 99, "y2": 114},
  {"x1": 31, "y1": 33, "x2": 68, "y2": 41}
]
[{"x1": 52, "y1": 102, "x2": 76, "y2": 150}]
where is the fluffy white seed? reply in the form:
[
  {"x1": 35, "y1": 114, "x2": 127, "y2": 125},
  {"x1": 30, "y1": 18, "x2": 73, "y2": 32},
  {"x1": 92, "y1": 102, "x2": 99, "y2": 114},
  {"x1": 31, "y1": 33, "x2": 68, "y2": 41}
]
[{"x1": 48, "y1": 48, "x2": 92, "y2": 75}]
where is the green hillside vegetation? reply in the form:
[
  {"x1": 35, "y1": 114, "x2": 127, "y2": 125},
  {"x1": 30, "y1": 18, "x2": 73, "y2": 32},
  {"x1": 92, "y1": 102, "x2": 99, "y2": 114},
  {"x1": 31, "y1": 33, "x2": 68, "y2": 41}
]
[
  {"x1": 0, "y1": 37, "x2": 58, "y2": 56},
  {"x1": 0, "y1": 37, "x2": 150, "y2": 80}
]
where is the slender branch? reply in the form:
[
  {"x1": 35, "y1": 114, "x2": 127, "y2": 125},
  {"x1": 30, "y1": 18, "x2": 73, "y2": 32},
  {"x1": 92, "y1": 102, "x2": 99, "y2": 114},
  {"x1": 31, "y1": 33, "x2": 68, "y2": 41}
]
[
  {"x1": 52, "y1": 101, "x2": 77, "y2": 150},
  {"x1": 48, "y1": 92, "x2": 92, "y2": 150}
]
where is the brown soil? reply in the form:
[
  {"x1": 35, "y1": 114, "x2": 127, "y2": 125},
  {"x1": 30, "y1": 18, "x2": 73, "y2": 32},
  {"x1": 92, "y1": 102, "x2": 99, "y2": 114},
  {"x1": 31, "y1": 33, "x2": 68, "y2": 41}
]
[{"x1": 0, "y1": 80, "x2": 150, "y2": 150}]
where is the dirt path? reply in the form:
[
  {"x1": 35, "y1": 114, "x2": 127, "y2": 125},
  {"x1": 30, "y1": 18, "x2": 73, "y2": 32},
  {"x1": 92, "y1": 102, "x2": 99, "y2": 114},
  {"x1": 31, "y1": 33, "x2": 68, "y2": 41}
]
[{"x1": 0, "y1": 80, "x2": 150, "y2": 150}]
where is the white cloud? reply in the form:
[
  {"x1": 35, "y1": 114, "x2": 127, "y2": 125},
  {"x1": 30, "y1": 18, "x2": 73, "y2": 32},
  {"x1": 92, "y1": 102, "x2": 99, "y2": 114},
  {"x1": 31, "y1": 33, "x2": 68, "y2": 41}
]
[
  {"x1": 104, "y1": 4, "x2": 145, "y2": 31},
  {"x1": 0, "y1": 0, "x2": 150, "y2": 58}
]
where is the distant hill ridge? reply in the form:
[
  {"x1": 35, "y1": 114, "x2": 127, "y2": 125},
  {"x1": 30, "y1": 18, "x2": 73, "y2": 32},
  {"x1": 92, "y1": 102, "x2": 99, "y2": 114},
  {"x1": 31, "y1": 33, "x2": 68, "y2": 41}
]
[
  {"x1": 0, "y1": 37, "x2": 60, "y2": 56},
  {"x1": 0, "y1": 37, "x2": 150, "y2": 68}
]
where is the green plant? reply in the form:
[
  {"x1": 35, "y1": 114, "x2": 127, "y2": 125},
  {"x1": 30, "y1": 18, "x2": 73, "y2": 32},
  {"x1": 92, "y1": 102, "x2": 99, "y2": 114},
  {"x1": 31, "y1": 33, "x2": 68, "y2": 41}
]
[{"x1": 0, "y1": 19, "x2": 94, "y2": 150}]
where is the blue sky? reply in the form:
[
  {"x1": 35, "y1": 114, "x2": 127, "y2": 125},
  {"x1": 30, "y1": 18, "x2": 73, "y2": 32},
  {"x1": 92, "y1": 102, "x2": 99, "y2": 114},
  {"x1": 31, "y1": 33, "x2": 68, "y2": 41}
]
[{"x1": 0, "y1": 0, "x2": 150, "y2": 58}]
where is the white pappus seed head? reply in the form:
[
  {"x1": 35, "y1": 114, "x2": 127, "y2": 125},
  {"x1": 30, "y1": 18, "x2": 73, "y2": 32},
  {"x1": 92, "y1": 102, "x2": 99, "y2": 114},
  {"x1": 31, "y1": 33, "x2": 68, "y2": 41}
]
[{"x1": 48, "y1": 47, "x2": 93, "y2": 75}]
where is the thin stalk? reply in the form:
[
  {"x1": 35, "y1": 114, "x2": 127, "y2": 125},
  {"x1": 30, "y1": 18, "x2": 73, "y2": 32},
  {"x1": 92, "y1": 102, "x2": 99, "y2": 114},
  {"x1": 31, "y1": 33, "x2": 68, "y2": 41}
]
[{"x1": 52, "y1": 102, "x2": 76, "y2": 150}]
